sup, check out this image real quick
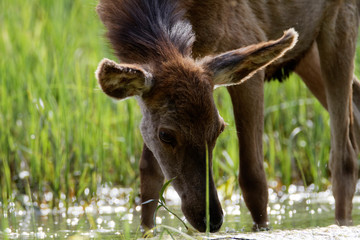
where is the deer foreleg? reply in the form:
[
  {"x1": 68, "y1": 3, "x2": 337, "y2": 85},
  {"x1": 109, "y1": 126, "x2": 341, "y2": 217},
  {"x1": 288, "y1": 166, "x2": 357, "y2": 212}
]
[
  {"x1": 228, "y1": 72, "x2": 268, "y2": 230},
  {"x1": 140, "y1": 144, "x2": 164, "y2": 232}
]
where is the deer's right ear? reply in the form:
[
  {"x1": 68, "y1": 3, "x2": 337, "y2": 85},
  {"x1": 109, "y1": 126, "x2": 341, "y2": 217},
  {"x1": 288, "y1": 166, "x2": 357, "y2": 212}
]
[
  {"x1": 96, "y1": 58, "x2": 153, "y2": 100},
  {"x1": 202, "y1": 29, "x2": 298, "y2": 87}
]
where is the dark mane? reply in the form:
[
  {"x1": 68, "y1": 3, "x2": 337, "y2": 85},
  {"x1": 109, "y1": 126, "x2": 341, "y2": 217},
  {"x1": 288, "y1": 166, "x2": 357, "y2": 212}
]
[{"x1": 97, "y1": 0, "x2": 195, "y2": 64}]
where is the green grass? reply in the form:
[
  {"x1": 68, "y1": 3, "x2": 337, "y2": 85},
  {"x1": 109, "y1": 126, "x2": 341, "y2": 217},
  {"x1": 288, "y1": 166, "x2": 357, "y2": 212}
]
[
  {"x1": 0, "y1": 0, "x2": 358, "y2": 212},
  {"x1": 0, "y1": 0, "x2": 144, "y2": 207}
]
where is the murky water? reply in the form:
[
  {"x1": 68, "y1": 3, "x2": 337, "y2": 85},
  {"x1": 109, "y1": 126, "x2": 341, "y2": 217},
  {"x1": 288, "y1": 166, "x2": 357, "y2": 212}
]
[{"x1": 1, "y1": 181, "x2": 360, "y2": 239}]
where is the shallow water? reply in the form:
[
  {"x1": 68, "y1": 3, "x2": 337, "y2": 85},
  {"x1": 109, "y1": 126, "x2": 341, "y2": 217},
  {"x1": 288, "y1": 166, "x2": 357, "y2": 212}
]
[{"x1": 1, "y1": 181, "x2": 360, "y2": 239}]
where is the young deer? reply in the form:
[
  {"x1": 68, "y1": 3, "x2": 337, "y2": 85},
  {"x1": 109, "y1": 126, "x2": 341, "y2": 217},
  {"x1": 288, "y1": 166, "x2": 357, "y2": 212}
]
[{"x1": 95, "y1": 0, "x2": 360, "y2": 232}]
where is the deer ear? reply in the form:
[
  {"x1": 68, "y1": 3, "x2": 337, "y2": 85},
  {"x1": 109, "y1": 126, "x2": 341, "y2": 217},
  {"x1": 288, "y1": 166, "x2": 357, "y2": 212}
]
[
  {"x1": 203, "y1": 28, "x2": 298, "y2": 87},
  {"x1": 96, "y1": 58, "x2": 153, "y2": 100}
]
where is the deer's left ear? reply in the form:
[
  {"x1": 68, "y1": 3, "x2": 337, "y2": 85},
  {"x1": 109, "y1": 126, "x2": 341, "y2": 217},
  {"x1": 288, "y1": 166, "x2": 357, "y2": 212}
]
[
  {"x1": 203, "y1": 28, "x2": 298, "y2": 87},
  {"x1": 96, "y1": 58, "x2": 153, "y2": 100}
]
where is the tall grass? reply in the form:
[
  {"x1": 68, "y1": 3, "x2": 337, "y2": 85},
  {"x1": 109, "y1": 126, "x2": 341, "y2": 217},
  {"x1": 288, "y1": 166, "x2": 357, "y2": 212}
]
[
  {"x1": 0, "y1": 0, "x2": 357, "y2": 210},
  {"x1": 0, "y1": 0, "x2": 143, "y2": 208}
]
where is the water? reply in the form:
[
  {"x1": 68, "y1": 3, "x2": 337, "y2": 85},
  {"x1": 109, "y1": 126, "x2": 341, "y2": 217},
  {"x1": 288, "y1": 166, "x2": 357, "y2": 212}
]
[{"x1": 1, "y1": 181, "x2": 360, "y2": 239}]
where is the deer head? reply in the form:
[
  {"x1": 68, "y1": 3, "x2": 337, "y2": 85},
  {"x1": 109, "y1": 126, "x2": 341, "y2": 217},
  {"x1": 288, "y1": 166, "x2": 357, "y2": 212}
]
[{"x1": 96, "y1": 29, "x2": 297, "y2": 232}]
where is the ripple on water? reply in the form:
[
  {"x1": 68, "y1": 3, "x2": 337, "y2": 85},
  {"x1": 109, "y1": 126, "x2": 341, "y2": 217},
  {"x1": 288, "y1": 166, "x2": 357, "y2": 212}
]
[{"x1": 1, "y1": 180, "x2": 360, "y2": 239}]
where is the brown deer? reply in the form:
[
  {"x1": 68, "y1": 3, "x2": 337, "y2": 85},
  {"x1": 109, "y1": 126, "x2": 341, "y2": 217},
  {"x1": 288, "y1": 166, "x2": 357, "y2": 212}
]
[{"x1": 95, "y1": 0, "x2": 360, "y2": 232}]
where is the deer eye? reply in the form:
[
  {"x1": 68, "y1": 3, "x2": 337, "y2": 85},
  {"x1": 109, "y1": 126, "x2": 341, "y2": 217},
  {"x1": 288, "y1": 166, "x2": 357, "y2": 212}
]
[{"x1": 159, "y1": 129, "x2": 176, "y2": 146}]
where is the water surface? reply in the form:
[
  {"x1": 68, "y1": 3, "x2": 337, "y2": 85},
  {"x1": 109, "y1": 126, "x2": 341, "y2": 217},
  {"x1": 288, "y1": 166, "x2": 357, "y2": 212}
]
[{"x1": 1, "y1": 181, "x2": 360, "y2": 239}]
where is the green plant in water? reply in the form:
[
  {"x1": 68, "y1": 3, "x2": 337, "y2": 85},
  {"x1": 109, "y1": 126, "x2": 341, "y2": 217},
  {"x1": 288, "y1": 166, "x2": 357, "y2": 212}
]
[
  {"x1": 142, "y1": 145, "x2": 212, "y2": 238},
  {"x1": 157, "y1": 178, "x2": 188, "y2": 229},
  {"x1": 142, "y1": 177, "x2": 188, "y2": 238}
]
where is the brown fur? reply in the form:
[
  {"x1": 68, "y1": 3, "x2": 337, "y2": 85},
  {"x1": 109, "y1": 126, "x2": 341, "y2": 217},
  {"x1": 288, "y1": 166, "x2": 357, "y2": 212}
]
[{"x1": 96, "y1": 0, "x2": 360, "y2": 232}]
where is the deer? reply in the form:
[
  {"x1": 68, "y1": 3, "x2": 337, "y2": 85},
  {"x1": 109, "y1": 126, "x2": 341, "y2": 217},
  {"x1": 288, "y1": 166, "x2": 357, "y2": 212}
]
[{"x1": 95, "y1": 0, "x2": 360, "y2": 233}]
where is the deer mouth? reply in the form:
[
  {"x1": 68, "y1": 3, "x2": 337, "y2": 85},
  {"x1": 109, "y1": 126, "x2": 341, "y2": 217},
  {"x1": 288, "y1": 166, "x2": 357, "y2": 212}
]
[{"x1": 180, "y1": 193, "x2": 224, "y2": 232}]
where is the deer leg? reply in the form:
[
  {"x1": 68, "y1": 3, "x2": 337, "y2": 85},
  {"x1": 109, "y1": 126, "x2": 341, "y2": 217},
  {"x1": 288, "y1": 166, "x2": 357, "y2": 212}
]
[
  {"x1": 295, "y1": 42, "x2": 360, "y2": 150},
  {"x1": 316, "y1": 11, "x2": 359, "y2": 225},
  {"x1": 227, "y1": 73, "x2": 268, "y2": 230},
  {"x1": 140, "y1": 144, "x2": 164, "y2": 231}
]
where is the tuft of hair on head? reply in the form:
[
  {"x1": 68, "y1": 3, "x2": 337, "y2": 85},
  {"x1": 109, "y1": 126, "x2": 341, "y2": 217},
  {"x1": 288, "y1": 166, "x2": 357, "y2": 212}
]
[{"x1": 96, "y1": 0, "x2": 195, "y2": 64}]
